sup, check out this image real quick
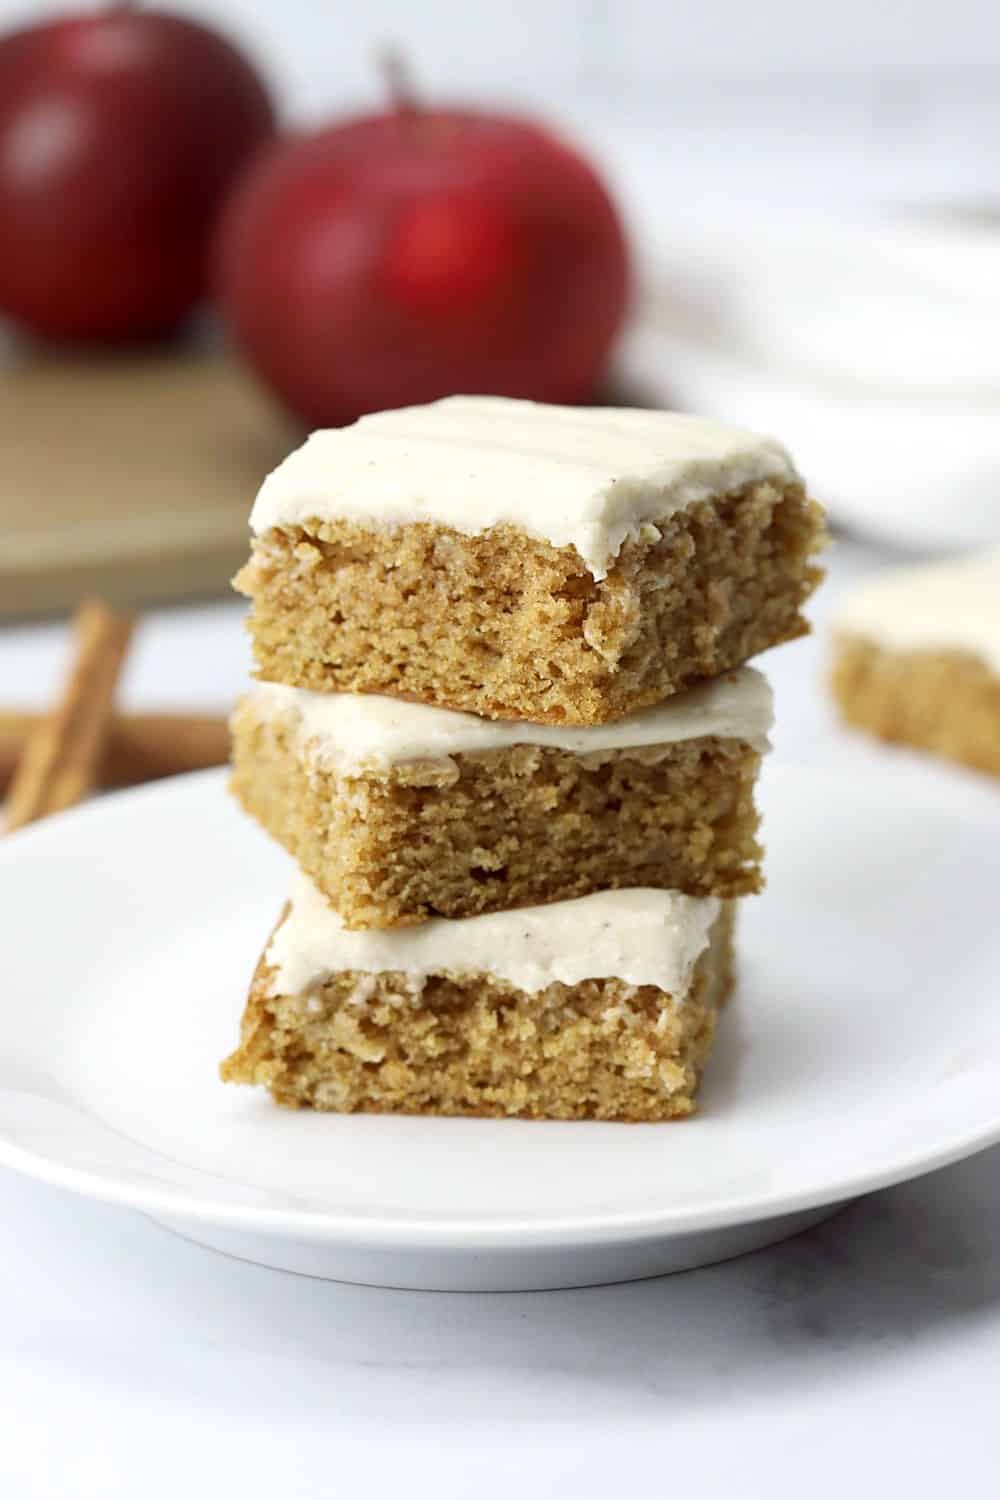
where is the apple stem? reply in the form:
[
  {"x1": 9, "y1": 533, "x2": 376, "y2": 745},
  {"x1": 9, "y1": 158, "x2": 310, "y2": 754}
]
[{"x1": 378, "y1": 45, "x2": 420, "y2": 116}]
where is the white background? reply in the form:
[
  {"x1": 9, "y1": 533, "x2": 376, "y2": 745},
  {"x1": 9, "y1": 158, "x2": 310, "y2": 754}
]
[
  {"x1": 6, "y1": 1, "x2": 1000, "y2": 225},
  {"x1": 7, "y1": 0, "x2": 1000, "y2": 101}
]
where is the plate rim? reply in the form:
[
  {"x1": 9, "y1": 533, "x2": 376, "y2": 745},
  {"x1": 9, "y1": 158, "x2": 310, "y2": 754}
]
[{"x1": 3, "y1": 765, "x2": 1000, "y2": 1251}]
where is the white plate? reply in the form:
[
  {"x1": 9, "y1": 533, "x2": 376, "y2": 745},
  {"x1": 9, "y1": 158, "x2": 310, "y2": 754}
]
[{"x1": 2, "y1": 764, "x2": 1000, "y2": 1291}]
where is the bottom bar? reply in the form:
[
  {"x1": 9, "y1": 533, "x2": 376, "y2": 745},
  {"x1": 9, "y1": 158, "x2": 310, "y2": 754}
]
[{"x1": 221, "y1": 878, "x2": 735, "y2": 1123}]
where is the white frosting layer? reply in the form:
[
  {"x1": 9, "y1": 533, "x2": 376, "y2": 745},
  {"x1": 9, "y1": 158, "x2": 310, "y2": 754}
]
[
  {"x1": 837, "y1": 552, "x2": 1000, "y2": 674},
  {"x1": 249, "y1": 396, "x2": 797, "y2": 580},
  {"x1": 267, "y1": 873, "x2": 721, "y2": 999},
  {"x1": 250, "y1": 667, "x2": 773, "y2": 772}
]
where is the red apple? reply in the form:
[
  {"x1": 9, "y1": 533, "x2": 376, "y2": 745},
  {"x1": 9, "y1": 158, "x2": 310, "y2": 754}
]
[
  {"x1": 0, "y1": 6, "x2": 275, "y2": 342},
  {"x1": 215, "y1": 99, "x2": 631, "y2": 426}
]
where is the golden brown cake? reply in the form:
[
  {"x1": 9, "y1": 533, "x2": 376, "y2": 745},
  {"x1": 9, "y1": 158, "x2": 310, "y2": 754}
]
[
  {"x1": 831, "y1": 553, "x2": 1000, "y2": 778},
  {"x1": 236, "y1": 397, "x2": 825, "y2": 725},
  {"x1": 221, "y1": 877, "x2": 735, "y2": 1122},
  {"x1": 230, "y1": 668, "x2": 772, "y2": 929}
]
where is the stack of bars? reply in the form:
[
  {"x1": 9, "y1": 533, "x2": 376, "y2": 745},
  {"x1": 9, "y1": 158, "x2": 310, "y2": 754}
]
[{"x1": 222, "y1": 397, "x2": 825, "y2": 1122}]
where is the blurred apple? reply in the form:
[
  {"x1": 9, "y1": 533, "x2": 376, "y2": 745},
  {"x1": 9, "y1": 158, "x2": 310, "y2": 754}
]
[
  {"x1": 0, "y1": 6, "x2": 275, "y2": 343},
  {"x1": 215, "y1": 89, "x2": 631, "y2": 426}
]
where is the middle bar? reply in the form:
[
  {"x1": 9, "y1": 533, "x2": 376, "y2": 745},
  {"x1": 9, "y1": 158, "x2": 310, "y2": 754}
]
[{"x1": 231, "y1": 666, "x2": 772, "y2": 930}]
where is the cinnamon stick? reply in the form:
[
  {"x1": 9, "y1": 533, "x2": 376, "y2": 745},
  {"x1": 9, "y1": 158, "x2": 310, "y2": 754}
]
[
  {"x1": 5, "y1": 600, "x2": 134, "y2": 831},
  {"x1": 0, "y1": 713, "x2": 38, "y2": 790},
  {"x1": 0, "y1": 710, "x2": 230, "y2": 794},
  {"x1": 102, "y1": 711, "x2": 231, "y2": 786}
]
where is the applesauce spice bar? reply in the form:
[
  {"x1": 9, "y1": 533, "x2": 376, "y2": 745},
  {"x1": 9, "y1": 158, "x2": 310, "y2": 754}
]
[
  {"x1": 222, "y1": 397, "x2": 826, "y2": 1123},
  {"x1": 230, "y1": 667, "x2": 772, "y2": 928},
  {"x1": 235, "y1": 397, "x2": 825, "y2": 725},
  {"x1": 221, "y1": 875, "x2": 734, "y2": 1122},
  {"x1": 831, "y1": 552, "x2": 1000, "y2": 778}
]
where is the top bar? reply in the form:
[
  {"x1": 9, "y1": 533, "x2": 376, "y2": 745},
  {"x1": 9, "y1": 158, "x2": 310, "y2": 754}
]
[
  {"x1": 237, "y1": 397, "x2": 825, "y2": 724},
  {"x1": 250, "y1": 397, "x2": 798, "y2": 580}
]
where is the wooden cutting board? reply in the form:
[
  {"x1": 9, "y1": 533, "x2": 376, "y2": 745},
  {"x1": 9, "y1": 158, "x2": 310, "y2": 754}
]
[{"x1": 1, "y1": 345, "x2": 301, "y2": 621}]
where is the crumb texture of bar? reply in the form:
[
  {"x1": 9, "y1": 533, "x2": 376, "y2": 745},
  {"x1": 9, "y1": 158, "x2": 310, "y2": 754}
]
[
  {"x1": 832, "y1": 634, "x2": 1000, "y2": 777},
  {"x1": 231, "y1": 689, "x2": 766, "y2": 926},
  {"x1": 220, "y1": 905, "x2": 734, "y2": 1122},
  {"x1": 236, "y1": 479, "x2": 825, "y2": 724}
]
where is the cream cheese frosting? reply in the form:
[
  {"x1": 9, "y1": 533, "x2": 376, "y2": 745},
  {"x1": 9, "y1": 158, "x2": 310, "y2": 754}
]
[
  {"x1": 249, "y1": 396, "x2": 798, "y2": 580},
  {"x1": 837, "y1": 551, "x2": 1000, "y2": 674},
  {"x1": 248, "y1": 667, "x2": 773, "y2": 772},
  {"x1": 267, "y1": 872, "x2": 721, "y2": 999}
]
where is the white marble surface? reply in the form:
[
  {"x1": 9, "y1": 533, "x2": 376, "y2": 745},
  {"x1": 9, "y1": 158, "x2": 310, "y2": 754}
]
[
  {"x1": 4, "y1": 536, "x2": 1000, "y2": 1496},
  {"x1": 6, "y1": 1147, "x2": 1000, "y2": 1498}
]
